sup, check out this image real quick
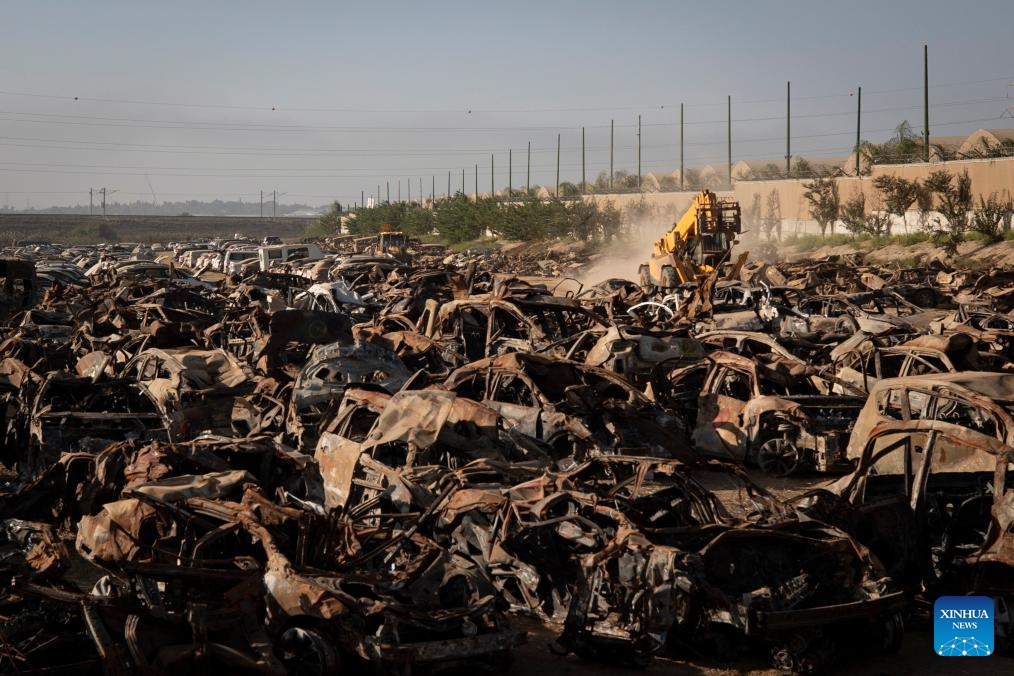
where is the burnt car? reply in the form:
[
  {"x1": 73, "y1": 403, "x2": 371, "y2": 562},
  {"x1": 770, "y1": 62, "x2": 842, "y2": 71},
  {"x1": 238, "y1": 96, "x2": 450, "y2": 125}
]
[
  {"x1": 0, "y1": 258, "x2": 38, "y2": 322},
  {"x1": 421, "y1": 293, "x2": 608, "y2": 364},
  {"x1": 122, "y1": 348, "x2": 256, "y2": 440},
  {"x1": 654, "y1": 351, "x2": 864, "y2": 475},
  {"x1": 439, "y1": 352, "x2": 692, "y2": 463},
  {"x1": 26, "y1": 373, "x2": 170, "y2": 475},
  {"x1": 288, "y1": 341, "x2": 411, "y2": 449},
  {"x1": 562, "y1": 499, "x2": 905, "y2": 671},
  {"x1": 796, "y1": 417, "x2": 1014, "y2": 649}
]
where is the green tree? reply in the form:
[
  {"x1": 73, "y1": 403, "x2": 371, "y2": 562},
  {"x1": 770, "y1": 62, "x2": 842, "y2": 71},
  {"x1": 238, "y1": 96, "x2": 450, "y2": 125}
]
[
  {"x1": 791, "y1": 157, "x2": 815, "y2": 179},
  {"x1": 970, "y1": 192, "x2": 1013, "y2": 244},
  {"x1": 558, "y1": 181, "x2": 581, "y2": 197},
  {"x1": 923, "y1": 169, "x2": 972, "y2": 255},
  {"x1": 860, "y1": 119, "x2": 926, "y2": 167},
  {"x1": 802, "y1": 177, "x2": 840, "y2": 236},
  {"x1": 840, "y1": 193, "x2": 868, "y2": 235},
  {"x1": 308, "y1": 201, "x2": 343, "y2": 238},
  {"x1": 433, "y1": 193, "x2": 487, "y2": 243},
  {"x1": 873, "y1": 175, "x2": 922, "y2": 235},
  {"x1": 763, "y1": 189, "x2": 781, "y2": 240}
]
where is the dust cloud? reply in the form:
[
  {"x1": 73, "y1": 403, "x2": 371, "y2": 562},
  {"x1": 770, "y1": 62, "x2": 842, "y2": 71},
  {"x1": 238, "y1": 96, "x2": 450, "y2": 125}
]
[{"x1": 576, "y1": 208, "x2": 680, "y2": 287}]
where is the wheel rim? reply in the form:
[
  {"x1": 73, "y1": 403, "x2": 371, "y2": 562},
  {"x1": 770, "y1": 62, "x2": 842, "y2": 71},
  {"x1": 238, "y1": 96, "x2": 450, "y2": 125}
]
[
  {"x1": 276, "y1": 627, "x2": 340, "y2": 676},
  {"x1": 759, "y1": 437, "x2": 799, "y2": 476}
]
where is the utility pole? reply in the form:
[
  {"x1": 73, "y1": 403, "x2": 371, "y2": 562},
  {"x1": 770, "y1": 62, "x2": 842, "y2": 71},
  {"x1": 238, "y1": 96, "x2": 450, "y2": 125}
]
[
  {"x1": 555, "y1": 133, "x2": 561, "y2": 197},
  {"x1": 259, "y1": 190, "x2": 263, "y2": 217},
  {"x1": 361, "y1": 190, "x2": 364, "y2": 209},
  {"x1": 491, "y1": 153, "x2": 494, "y2": 198},
  {"x1": 581, "y1": 127, "x2": 586, "y2": 194},
  {"x1": 527, "y1": 141, "x2": 531, "y2": 195},
  {"x1": 855, "y1": 86, "x2": 862, "y2": 176},
  {"x1": 386, "y1": 181, "x2": 390, "y2": 203},
  {"x1": 377, "y1": 184, "x2": 380, "y2": 206},
  {"x1": 273, "y1": 190, "x2": 277, "y2": 217},
  {"x1": 398, "y1": 180, "x2": 401, "y2": 202},
  {"x1": 680, "y1": 104, "x2": 684, "y2": 191},
  {"x1": 785, "y1": 81, "x2": 791, "y2": 178},
  {"x1": 923, "y1": 44, "x2": 930, "y2": 162},
  {"x1": 637, "y1": 114, "x2": 642, "y2": 191},
  {"x1": 609, "y1": 119, "x2": 614, "y2": 191},
  {"x1": 474, "y1": 164, "x2": 478, "y2": 199},
  {"x1": 89, "y1": 188, "x2": 94, "y2": 216},
  {"x1": 462, "y1": 169, "x2": 465, "y2": 195},
  {"x1": 727, "y1": 95, "x2": 732, "y2": 189},
  {"x1": 101, "y1": 188, "x2": 107, "y2": 217},
  {"x1": 419, "y1": 178, "x2": 423, "y2": 205},
  {"x1": 508, "y1": 148, "x2": 512, "y2": 199},
  {"x1": 447, "y1": 171, "x2": 451, "y2": 198}
]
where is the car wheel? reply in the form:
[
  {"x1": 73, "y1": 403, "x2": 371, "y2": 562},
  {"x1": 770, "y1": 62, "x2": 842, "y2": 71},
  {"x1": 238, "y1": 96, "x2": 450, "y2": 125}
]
[
  {"x1": 758, "y1": 437, "x2": 800, "y2": 477},
  {"x1": 276, "y1": 626, "x2": 341, "y2": 676}
]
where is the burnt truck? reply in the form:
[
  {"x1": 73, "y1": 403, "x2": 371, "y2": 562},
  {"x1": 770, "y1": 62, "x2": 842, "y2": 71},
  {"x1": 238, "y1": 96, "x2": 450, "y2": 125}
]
[
  {"x1": 0, "y1": 258, "x2": 38, "y2": 323},
  {"x1": 653, "y1": 351, "x2": 865, "y2": 475}
]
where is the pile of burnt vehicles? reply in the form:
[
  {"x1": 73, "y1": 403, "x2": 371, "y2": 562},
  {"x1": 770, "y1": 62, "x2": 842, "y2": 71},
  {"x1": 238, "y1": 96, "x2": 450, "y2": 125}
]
[{"x1": 1, "y1": 239, "x2": 1013, "y2": 674}]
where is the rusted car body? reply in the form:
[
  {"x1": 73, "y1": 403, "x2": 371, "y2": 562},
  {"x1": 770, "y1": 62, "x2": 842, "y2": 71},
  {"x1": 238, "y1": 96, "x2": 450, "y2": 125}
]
[
  {"x1": 439, "y1": 352, "x2": 691, "y2": 462},
  {"x1": 797, "y1": 419, "x2": 1014, "y2": 648},
  {"x1": 15, "y1": 240, "x2": 1014, "y2": 672},
  {"x1": 122, "y1": 348, "x2": 256, "y2": 439},
  {"x1": 656, "y1": 351, "x2": 864, "y2": 475}
]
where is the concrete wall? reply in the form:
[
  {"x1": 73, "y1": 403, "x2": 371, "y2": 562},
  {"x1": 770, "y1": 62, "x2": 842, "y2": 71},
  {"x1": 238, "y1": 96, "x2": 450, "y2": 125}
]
[{"x1": 583, "y1": 156, "x2": 1014, "y2": 237}]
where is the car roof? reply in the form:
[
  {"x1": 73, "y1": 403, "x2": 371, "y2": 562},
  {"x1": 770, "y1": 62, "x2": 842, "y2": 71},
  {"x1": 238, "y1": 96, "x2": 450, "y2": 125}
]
[{"x1": 870, "y1": 372, "x2": 1014, "y2": 403}]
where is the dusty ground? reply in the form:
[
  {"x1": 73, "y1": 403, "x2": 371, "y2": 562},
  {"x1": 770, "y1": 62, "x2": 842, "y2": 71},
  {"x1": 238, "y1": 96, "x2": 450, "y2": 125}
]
[{"x1": 786, "y1": 237, "x2": 1014, "y2": 269}]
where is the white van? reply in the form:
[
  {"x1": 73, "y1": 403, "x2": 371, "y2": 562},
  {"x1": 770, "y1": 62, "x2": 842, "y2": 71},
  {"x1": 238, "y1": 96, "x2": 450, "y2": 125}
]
[
  {"x1": 222, "y1": 249, "x2": 260, "y2": 274},
  {"x1": 257, "y1": 244, "x2": 323, "y2": 271}
]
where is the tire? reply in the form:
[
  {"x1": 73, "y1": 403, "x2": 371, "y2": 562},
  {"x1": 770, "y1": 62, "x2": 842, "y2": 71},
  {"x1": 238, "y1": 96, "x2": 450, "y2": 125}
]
[
  {"x1": 638, "y1": 265, "x2": 651, "y2": 288},
  {"x1": 275, "y1": 626, "x2": 341, "y2": 676},
  {"x1": 660, "y1": 266, "x2": 677, "y2": 289}
]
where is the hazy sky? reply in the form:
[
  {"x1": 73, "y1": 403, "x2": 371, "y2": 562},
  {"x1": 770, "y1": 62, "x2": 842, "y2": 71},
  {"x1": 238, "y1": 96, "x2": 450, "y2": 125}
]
[{"x1": 1, "y1": 0, "x2": 1012, "y2": 209}]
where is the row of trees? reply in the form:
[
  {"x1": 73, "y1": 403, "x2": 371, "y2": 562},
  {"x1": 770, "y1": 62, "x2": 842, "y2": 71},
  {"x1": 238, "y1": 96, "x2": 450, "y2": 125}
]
[
  {"x1": 313, "y1": 193, "x2": 627, "y2": 244},
  {"x1": 800, "y1": 169, "x2": 1014, "y2": 254}
]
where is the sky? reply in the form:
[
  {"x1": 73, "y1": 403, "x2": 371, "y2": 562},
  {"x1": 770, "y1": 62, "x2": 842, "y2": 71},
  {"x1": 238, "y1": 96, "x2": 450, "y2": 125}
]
[{"x1": 0, "y1": 0, "x2": 1012, "y2": 210}]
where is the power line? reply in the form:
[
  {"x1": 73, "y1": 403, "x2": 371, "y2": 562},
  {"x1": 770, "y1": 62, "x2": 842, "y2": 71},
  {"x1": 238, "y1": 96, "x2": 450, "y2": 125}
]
[
  {"x1": 0, "y1": 74, "x2": 1010, "y2": 113},
  {"x1": 0, "y1": 95, "x2": 1005, "y2": 134}
]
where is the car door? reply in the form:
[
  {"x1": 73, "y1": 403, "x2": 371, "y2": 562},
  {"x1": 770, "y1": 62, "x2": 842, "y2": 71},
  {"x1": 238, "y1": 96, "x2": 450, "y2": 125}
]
[
  {"x1": 844, "y1": 431, "x2": 931, "y2": 589},
  {"x1": 693, "y1": 364, "x2": 753, "y2": 459},
  {"x1": 486, "y1": 372, "x2": 543, "y2": 440}
]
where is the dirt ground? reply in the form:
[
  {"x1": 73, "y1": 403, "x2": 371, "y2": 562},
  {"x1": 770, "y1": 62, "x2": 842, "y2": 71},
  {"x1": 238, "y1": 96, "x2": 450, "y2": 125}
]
[{"x1": 786, "y1": 237, "x2": 1014, "y2": 269}]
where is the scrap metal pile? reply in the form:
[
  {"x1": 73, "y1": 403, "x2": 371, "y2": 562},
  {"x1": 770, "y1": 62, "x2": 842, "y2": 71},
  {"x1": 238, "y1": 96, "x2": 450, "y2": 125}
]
[{"x1": 1, "y1": 241, "x2": 1013, "y2": 674}]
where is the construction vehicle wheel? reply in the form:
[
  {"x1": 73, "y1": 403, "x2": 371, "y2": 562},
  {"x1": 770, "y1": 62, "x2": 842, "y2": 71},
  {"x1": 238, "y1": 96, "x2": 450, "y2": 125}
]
[{"x1": 660, "y1": 266, "x2": 677, "y2": 289}]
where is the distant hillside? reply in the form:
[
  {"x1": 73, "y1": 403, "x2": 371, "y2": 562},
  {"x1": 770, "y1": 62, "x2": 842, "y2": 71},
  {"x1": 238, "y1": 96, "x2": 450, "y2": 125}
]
[
  {"x1": 0, "y1": 199, "x2": 327, "y2": 217},
  {"x1": 0, "y1": 213, "x2": 320, "y2": 244}
]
